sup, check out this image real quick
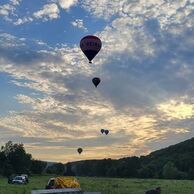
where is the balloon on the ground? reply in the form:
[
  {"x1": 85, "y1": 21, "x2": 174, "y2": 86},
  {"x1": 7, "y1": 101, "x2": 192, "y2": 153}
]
[
  {"x1": 101, "y1": 129, "x2": 105, "y2": 134},
  {"x1": 104, "y1": 129, "x2": 109, "y2": 135},
  {"x1": 92, "y1": 77, "x2": 101, "y2": 87},
  {"x1": 80, "y1": 35, "x2": 102, "y2": 63},
  {"x1": 77, "y1": 148, "x2": 83, "y2": 154}
]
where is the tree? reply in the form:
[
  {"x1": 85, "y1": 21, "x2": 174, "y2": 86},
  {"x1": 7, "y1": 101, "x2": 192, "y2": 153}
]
[
  {"x1": 64, "y1": 163, "x2": 75, "y2": 176},
  {"x1": 162, "y1": 161, "x2": 179, "y2": 179},
  {"x1": 31, "y1": 160, "x2": 47, "y2": 174},
  {"x1": 106, "y1": 165, "x2": 117, "y2": 177},
  {"x1": 118, "y1": 157, "x2": 141, "y2": 178},
  {"x1": 0, "y1": 141, "x2": 32, "y2": 175},
  {"x1": 188, "y1": 168, "x2": 194, "y2": 180},
  {"x1": 50, "y1": 163, "x2": 65, "y2": 175},
  {"x1": 138, "y1": 165, "x2": 155, "y2": 178},
  {"x1": 2, "y1": 162, "x2": 14, "y2": 177},
  {"x1": 0, "y1": 151, "x2": 7, "y2": 175}
]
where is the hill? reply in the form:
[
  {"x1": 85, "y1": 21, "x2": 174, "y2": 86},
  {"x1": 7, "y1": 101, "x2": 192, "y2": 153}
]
[{"x1": 65, "y1": 137, "x2": 194, "y2": 179}]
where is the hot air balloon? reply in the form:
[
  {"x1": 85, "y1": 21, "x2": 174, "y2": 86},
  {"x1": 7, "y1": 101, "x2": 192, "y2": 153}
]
[
  {"x1": 77, "y1": 147, "x2": 83, "y2": 154},
  {"x1": 92, "y1": 77, "x2": 101, "y2": 87},
  {"x1": 80, "y1": 35, "x2": 102, "y2": 63},
  {"x1": 104, "y1": 129, "x2": 109, "y2": 135},
  {"x1": 101, "y1": 129, "x2": 105, "y2": 134}
]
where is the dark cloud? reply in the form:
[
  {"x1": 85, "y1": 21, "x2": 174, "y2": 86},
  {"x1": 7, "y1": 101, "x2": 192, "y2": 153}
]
[
  {"x1": 29, "y1": 131, "x2": 132, "y2": 148},
  {"x1": 96, "y1": 25, "x2": 194, "y2": 114},
  {"x1": 0, "y1": 128, "x2": 132, "y2": 149},
  {"x1": 0, "y1": 125, "x2": 23, "y2": 136},
  {"x1": 0, "y1": 34, "x2": 63, "y2": 66}
]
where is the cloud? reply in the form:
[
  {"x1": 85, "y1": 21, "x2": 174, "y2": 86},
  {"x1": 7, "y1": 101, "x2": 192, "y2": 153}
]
[
  {"x1": 157, "y1": 98, "x2": 194, "y2": 120},
  {"x1": 33, "y1": 3, "x2": 60, "y2": 21},
  {"x1": 0, "y1": 0, "x2": 78, "y2": 25},
  {"x1": 0, "y1": 4, "x2": 11, "y2": 16},
  {"x1": 82, "y1": 0, "x2": 122, "y2": 20},
  {"x1": 13, "y1": 17, "x2": 33, "y2": 25},
  {"x1": 82, "y1": 0, "x2": 194, "y2": 26},
  {"x1": 71, "y1": 19, "x2": 87, "y2": 31},
  {"x1": 58, "y1": 0, "x2": 78, "y2": 10},
  {"x1": 0, "y1": 0, "x2": 21, "y2": 21},
  {"x1": 10, "y1": 0, "x2": 21, "y2": 6}
]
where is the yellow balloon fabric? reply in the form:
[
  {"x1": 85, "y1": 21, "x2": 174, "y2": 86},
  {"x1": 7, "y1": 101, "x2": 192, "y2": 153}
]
[{"x1": 54, "y1": 177, "x2": 81, "y2": 189}]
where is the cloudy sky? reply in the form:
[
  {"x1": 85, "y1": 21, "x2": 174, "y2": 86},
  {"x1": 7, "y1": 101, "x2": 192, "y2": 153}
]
[{"x1": 0, "y1": 0, "x2": 194, "y2": 163}]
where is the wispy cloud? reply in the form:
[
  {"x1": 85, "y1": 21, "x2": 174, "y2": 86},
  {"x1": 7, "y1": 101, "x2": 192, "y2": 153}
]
[
  {"x1": 57, "y1": 0, "x2": 78, "y2": 10},
  {"x1": 0, "y1": 0, "x2": 78, "y2": 25},
  {"x1": 71, "y1": 19, "x2": 87, "y2": 31},
  {"x1": 13, "y1": 16, "x2": 33, "y2": 25},
  {"x1": 157, "y1": 98, "x2": 194, "y2": 120},
  {"x1": 33, "y1": 3, "x2": 60, "y2": 21},
  {"x1": 0, "y1": 0, "x2": 21, "y2": 21}
]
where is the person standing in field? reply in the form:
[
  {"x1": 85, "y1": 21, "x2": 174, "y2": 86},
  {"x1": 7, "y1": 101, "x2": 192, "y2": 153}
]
[{"x1": 145, "y1": 187, "x2": 161, "y2": 194}]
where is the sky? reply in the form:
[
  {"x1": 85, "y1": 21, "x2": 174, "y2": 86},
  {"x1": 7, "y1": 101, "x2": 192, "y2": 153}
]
[{"x1": 0, "y1": 0, "x2": 194, "y2": 163}]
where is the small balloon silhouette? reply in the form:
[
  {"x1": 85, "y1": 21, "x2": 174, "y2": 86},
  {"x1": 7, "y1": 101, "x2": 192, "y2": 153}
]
[
  {"x1": 77, "y1": 147, "x2": 83, "y2": 154},
  {"x1": 92, "y1": 77, "x2": 101, "y2": 87},
  {"x1": 104, "y1": 129, "x2": 109, "y2": 135}
]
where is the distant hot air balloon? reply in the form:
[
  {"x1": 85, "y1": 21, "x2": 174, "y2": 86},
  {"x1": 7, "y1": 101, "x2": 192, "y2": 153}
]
[
  {"x1": 77, "y1": 147, "x2": 83, "y2": 154},
  {"x1": 80, "y1": 35, "x2": 102, "y2": 63},
  {"x1": 104, "y1": 129, "x2": 109, "y2": 135},
  {"x1": 101, "y1": 129, "x2": 105, "y2": 134},
  {"x1": 92, "y1": 77, "x2": 101, "y2": 87}
]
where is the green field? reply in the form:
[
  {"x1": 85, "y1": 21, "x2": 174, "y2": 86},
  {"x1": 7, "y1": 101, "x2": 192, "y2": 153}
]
[{"x1": 0, "y1": 176, "x2": 194, "y2": 194}]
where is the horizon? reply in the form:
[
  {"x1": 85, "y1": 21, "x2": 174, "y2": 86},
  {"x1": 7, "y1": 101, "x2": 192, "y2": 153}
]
[
  {"x1": 25, "y1": 136, "x2": 194, "y2": 164},
  {"x1": 1, "y1": 0, "x2": 194, "y2": 163}
]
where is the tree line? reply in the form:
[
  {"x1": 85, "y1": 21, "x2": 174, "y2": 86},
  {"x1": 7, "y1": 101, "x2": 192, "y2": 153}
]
[
  {"x1": 66, "y1": 137, "x2": 194, "y2": 180},
  {"x1": 66, "y1": 157, "x2": 194, "y2": 180},
  {"x1": 0, "y1": 137, "x2": 194, "y2": 180},
  {"x1": 0, "y1": 141, "x2": 46, "y2": 176}
]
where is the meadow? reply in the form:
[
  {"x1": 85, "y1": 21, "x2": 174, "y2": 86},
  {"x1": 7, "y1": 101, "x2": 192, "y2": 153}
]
[{"x1": 0, "y1": 175, "x2": 194, "y2": 194}]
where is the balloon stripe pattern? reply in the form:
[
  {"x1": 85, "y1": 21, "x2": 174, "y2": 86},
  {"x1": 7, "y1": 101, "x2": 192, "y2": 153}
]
[{"x1": 80, "y1": 35, "x2": 102, "y2": 63}]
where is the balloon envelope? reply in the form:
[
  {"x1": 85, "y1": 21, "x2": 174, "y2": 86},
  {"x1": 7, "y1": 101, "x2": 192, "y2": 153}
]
[
  {"x1": 101, "y1": 129, "x2": 105, "y2": 134},
  {"x1": 104, "y1": 130, "x2": 109, "y2": 135},
  {"x1": 92, "y1": 77, "x2": 101, "y2": 87},
  {"x1": 77, "y1": 148, "x2": 83, "y2": 154},
  {"x1": 80, "y1": 35, "x2": 102, "y2": 63}
]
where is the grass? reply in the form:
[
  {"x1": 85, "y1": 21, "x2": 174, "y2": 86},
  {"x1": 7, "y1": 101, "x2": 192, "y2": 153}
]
[{"x1": 0, "y1": 175, "x2": 194, "y2": 194}]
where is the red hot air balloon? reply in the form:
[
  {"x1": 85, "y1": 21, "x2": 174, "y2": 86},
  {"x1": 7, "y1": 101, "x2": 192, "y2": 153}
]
[
  {"x1": 77, "y1": 147, "x2": 83, "y2": 154},
  {"x1": 80, "y1": 35, "x2": 102, "y2": 63},
  {"x1": 92, "y1": 77, "x2": 101, "y2": 87}
]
